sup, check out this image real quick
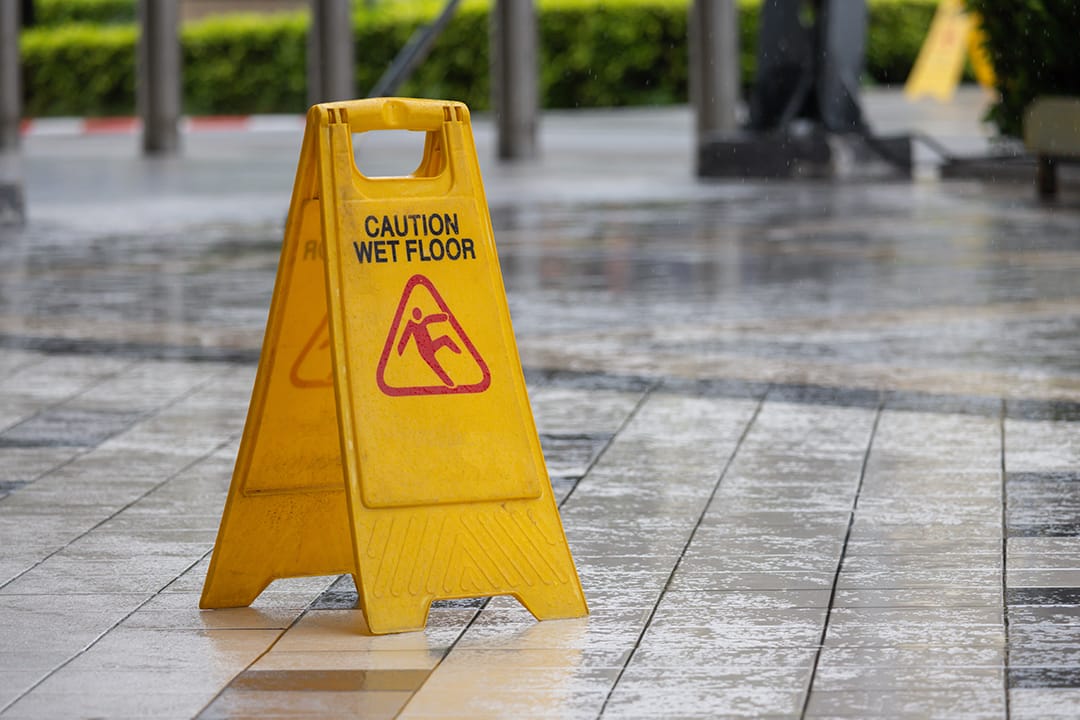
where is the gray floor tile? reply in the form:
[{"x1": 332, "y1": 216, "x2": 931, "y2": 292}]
[
  {"x1": 604, "y1": 668, "x2": 809, "y2": 718},
  {"x1": 805, "y1": 688, "x2": 1004, "y2": 717},
  {"x1": 1010, "y1": 688, "x2": 1080, "y2": 720},
  {"x1": 833, "y1": 587, "x2": 1001, "y2": 608},
  {"x1": 814, "y1": 665, "x2": 1003, "y2": 692},
  {"x1": 837, "y1": 568, "x2": 1001, "y2": 590},
  {"x1": 671, "y1": 570, "x2": 837, "y2": 592}
]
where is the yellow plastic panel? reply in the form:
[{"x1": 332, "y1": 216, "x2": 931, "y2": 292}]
[
  {"x1": 904, "y1": 0, "x2": 973, "y2": 102},
  {"x1": 201, "y1": 98, "x2": 587, "y2": 635},
  {"x1": 200, "y1": 123, "x2": 354, "y2": 609},
  {"x1": 243, "y1": 199, "x2": 343, "y2": 496}
]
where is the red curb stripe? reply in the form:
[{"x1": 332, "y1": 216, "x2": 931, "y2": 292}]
[
  {"x1": 82, "y1": 117, "x2": 140, "y2": 134},
  {"x1": 186, "y1": 115, "x2": 250, "y2": 131}
]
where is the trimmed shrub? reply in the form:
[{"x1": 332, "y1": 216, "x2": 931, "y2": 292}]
[
  {"x1": 21, "y1": 23, "x2": 137, "y2": 116},
  {"x1": 34, "y1": 0, "x2": 135, "y2": 26},
  {"x1": 965, "y1": 0, "x2": 1080, "y2": 137},
  {"x1": 865, "y1": 0, "x2": 937, "y2": 84},
  {"x1": 21, "y1": 0, "x2": 945, "y2": 117},
  {"x1": 536, "y1": 0, "x2": 687, "y2": 108},
  {"x1": 183, "y1": 13, "x2": 309, "y2": 115}
]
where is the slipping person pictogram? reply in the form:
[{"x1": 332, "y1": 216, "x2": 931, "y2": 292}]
[
  {"x1": 398, "y1": 307, "x2": 462, "y2": 386},
  {"x1": 377, "y1": 274, "x2": 491, "y2": 396},
  {"x1": 290, "y1": 316, "x2": 334, "y2": 388}
]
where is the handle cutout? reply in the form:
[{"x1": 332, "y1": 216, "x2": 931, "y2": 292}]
[{"x1": 352, "y1": 129, "x2": 441, "y2": 179}]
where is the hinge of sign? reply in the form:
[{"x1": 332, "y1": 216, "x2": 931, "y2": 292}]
[
  {"x1": 327, "y1": 108, "x2": 349, "y2": 125},
  {"x1": 442, "y1": 105, "x2": 465, "y2": 123}
]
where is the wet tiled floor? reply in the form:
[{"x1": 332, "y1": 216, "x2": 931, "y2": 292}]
[{"x1": 2, "y1": 94, "x2": 1080, "y2": 718}]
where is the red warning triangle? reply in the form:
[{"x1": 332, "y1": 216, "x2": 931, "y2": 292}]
[
  {"x1": 290, "y1": 315, "x2": 333, "y2": 388},
  {"x1": 376, "y1": 274, "x2": 491, "y2": 397}
]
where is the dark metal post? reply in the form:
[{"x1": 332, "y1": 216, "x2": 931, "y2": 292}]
[
  {"x1": 689, "y1": 0, "x2": 739, "y2": 142},
  {"x1": 308, "y1": 0, "x2": 355, "y2": 105},
  {"x1": 1036, "y1": 155, "x2": 1058, "y2": 199},
  {"x1": 491, "y1": 0, "x2": 539, "y2": 160},
  {"x1": 0, "y1": 0, "x2": 24, "y2": 224},
  {"x1": 138, "y1": 0, "x2": 182, "y2": 155},
  {"x1": 0, "y1": 0, "x2": 21, "y2": 150}
]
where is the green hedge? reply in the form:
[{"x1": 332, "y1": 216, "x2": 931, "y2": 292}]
[
  {"x1": 22, "y1": 23, "x2": 137, "y2": 116},
  {"x1": 22, "y1": 0, "x2": 938, "y2": 118},
  {"x1": 34, "y1": 0, "x2": 135, "y2": 26},
  {"x1": 183, "y1": 13, "x2": 309, "y2": 115},
  {"x1": 965, "y1": 0, "x2": 1080, "y2": 137},
  {"x1": 865, "y1": 1, "x2": 938, "y2": 84}
]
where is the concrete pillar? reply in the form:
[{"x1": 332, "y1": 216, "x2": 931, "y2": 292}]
[
  {"x1": 138, "y1": 0, "x2": 182, "y2": 155},
  {"x1": 308, "y1": 0, "x2": 355, "y2": 105},
  {"x1": 0, "y1": 0, "x2": 21, "y2": 150},
  {"x1": 490, "y1": 0, "x2": 539, "y2": 160},
  {"x1": 689, "y1": 0, "x2": 739, "y2": 140}
]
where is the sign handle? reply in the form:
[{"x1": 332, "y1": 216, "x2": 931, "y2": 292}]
[{"x1": 320, "y1": 97, "x2": 457, "y2": 134}]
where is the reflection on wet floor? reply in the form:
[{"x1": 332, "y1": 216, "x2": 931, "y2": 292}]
[
  {"x1": 0, "y1": 171, "x2": 1079, "y2": 717},
  {"x1": 3, "y1": 183, "x2": 1079, "y2": 397}
]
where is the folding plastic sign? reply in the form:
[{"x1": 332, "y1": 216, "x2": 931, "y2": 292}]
[{"x1": 199, "y1": 98, "x2": 588, "y2": 634}]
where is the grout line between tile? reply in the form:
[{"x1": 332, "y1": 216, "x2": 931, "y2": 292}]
[
  {"x1": 188, "y1": 550, "x2": 319, "y2": 720},
  {"x1": 0, "y1": 366, "x2": 231, "y2": 592},
  {"x1": 0, "y1": 528, "x2": 224, "y2": 714},
  {"x1": 0, "y1": 353, "x2": 80, "y2": 435},
  {"x1": 1000, "y1": 397, "x2": 1011, "y2": 719},
  {"x1": 194, "y1": 382, "x2": 665, "y2": 720},
  {"x1": 798, "y1": 397, "x2": 883, "y2": 720},
  {"x1": 594, "y1": 390, "x2": 768, "y2": 719},
  {"x1": 387, "y1": 380, "x2": 664, "y2": 720},
  {"x1": 554, "y1": 380, "x2": 661, "y2": 510},
  {"x1": 0, "y1": 357, "x2": 145, "y2": 481}
]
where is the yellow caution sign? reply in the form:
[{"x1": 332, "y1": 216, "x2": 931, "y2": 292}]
[
  {"x1": 200, "y1": 98, "x2": 588, "y2": 634},
  {"x1": 905, "y1": 0, "x2": 995, "y2": 102},
  {"x1": 967, "y1": 22, "x2": 995, "y2": 91}
]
